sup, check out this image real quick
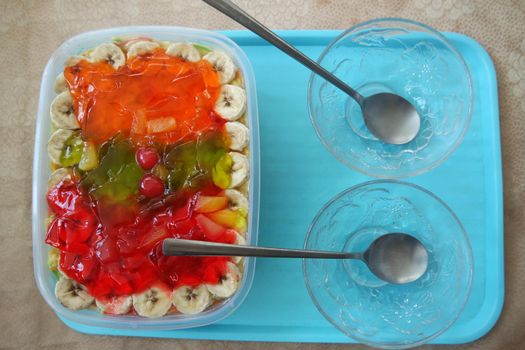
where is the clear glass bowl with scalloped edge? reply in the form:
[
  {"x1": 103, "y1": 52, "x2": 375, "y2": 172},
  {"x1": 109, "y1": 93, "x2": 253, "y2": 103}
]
[
  {"x1": 308, "y1": 18, "x2": 473, "y2": 178},
  {"x1": 303, "y1": 180, "x2": 473, "y2": 349}
]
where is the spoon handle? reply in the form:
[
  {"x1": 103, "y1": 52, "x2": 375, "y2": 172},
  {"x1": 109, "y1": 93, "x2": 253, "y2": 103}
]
[
  {"x1": 202, "y1": 0, "x2": 365, "y2": 105},
  {"x1": 163, "y1": 238, "x2": 362, "y2": 259}
]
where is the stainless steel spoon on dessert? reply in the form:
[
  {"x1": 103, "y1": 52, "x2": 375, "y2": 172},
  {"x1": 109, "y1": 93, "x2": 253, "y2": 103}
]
[
  {"x1": 202, "y1": 0, "x2": 421, "y2": 144},
  {"x1": 163, "y1": 233, "x2": 429, "y2": 284}
]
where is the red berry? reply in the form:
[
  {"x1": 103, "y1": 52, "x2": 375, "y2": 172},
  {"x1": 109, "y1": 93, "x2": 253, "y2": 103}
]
[
  {"x1": 139, "y1": 174, "x2": 165, "y2": 198},
  {"x1": 136, "y1": 148, "x2": 159, "y2": 170}
]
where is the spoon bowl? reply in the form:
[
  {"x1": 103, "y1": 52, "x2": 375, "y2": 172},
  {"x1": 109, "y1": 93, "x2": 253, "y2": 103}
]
[
  {"x1": 363, "y1": 233, "x2": 428, "y2": 284},
  {"x1": 363, "y1": 93, "x2": 421, "y2": 145}
]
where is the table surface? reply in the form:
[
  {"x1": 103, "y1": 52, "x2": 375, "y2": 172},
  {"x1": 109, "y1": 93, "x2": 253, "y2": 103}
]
[{"x1": 2, "y1": 1, "x2": 524, "y2": 349}]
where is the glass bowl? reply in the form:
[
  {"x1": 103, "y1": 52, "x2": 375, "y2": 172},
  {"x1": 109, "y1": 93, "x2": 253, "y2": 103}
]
[
  {"x1": 308, "y1": 18, "x2": 473, "y2": 178},
  {"x1": 303, "y1": 180, "x2": 473, "y2": 349}
]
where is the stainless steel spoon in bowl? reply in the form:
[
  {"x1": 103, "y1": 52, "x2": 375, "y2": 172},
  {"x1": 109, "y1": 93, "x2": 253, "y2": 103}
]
[
  {"x1": 163, "y1": 233, "x2": 429, "y2": 284},
  {"x1": 202, "y1": 0, "x2": 421, "y2": 145}
]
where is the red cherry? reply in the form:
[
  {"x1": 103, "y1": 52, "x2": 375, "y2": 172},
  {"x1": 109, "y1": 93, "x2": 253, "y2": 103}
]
[
  {"x1": 139, "y1": 174, "x2": 165, "y2": 198},
  {"x1": 136, "y1": 148, "x2": 159, "y2": 170}
]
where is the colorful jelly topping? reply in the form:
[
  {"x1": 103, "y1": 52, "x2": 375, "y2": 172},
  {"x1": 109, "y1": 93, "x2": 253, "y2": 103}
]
[{"x1": 46, "y1": 43, "x2": 248, "y2": 303}]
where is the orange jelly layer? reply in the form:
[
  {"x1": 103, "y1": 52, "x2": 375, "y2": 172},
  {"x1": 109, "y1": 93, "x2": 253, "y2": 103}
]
[{"x1": 64, "y1": 48, "x2": 222, "y2": 144}]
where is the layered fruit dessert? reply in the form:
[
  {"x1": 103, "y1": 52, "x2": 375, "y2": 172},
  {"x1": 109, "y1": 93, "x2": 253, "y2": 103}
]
[{"x1": 45, "y1": 37, "x2": 250, "y2": 317}]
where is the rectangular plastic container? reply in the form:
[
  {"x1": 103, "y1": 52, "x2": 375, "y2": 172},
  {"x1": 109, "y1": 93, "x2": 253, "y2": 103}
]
[{"x1": 32, "y1": 26, "x2": 260, "y2": 330}]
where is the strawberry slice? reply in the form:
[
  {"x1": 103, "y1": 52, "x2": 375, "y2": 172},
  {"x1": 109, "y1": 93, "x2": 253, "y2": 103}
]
[
  {"x1": 195, "y1": 195, "x2": 228, "y2": 213},
  {"x1": 195, "y1": 214, "x2": 226, "y2": 241}
]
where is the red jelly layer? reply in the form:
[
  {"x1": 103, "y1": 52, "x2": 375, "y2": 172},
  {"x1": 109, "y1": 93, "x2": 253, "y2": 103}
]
[{"x1": 46, "y1": 180, "x2": 236, "y2": 299}]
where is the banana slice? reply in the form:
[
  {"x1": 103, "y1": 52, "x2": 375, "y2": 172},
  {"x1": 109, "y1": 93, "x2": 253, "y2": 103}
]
[
  {"x1": 132, "y1": 287, "x2": 172, "y2": 318},
  {"x1": 54, "y1": 73, "x2": 68, "y2": 93},
  {"x1": 96, "y1": 295, "x2": 132, "y2": 315},
  {"x1": 127, "y1": 40, "x2": 160, "y2": 59},
  {"x1": 232, "y1": 231, "x2": 246, "y2": 264},
  {"x1": 228, "y1": 152, "x2": 249, "y2": 188},
  {"x1": 159, "y1": 40, "x2": 171, "y2": 49},
  {"x1": 206, "y1": 262, "x2": 241, "y2": 298},
  {"x1": 166, "y1": 42, "x2": 201, "y2": 62},
  {"x1": 47, "y1": 167, "x2": 72, "y2": 190},
  {"x1": 171, "y1": 285, "x2": 212, "y2": 315},
  {"x1": 224, "y1": 122, "x2": 249, "y2": 151},
  {"x1": 50, "y1": 91, "x2": 80, "y2": 130},
  {"x1": 214, "y1": 85, "x2": 246, "y2": 121},
  {"x1": 55, "y1": 277, "x2": 94, "y2": 310},
  {"x1": 47, "y1": 129, "x2": 75, "y2": 165},
  {"x1": 89, "y1": 43, "x2": 125, "y2": 69},
  {"x1": 64, "y1": 54, "x2": 88, "y2": 67},
  {"x1": 203, "y1": 51, "x2": 237, "y2": 84},
  {"x1": 224, "y1": 189, "x2": 248, "y2": 212}
]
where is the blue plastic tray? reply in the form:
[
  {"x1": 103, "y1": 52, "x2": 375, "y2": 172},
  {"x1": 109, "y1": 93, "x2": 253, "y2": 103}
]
[{"x1": 60, "y1": 30, "x2": 504, "y2": 344}]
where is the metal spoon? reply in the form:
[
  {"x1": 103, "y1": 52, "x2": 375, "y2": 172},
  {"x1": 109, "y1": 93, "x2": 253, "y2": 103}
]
[
  {"x1": 202, "y1": 0, "x2": 421, "y2": 144},
  {"x1": 163, "y1": 233, "x2": 429, "y2": 284}
]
